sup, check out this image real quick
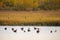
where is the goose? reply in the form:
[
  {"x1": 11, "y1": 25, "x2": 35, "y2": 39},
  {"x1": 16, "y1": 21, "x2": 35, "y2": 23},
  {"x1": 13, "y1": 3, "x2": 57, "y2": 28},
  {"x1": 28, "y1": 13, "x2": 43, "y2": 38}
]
[
  {"x1": 50, "y1": 30, "x2": 52, "y2": 33},
  {"x1": 4, "y1": 27, "x2": 7, "y2": 30},
  {"x1": 27, "y1": 28, "x2": 30, "y2": 32},
  {"x1": 21, "y1": 28, "x2": 24, "y2": 31},
  {"x1": 36, "y1": 28, "x2": 40, "y2": 33},
  {"x1": 13, "y1": 29, "x2": 17, "y2": 33}
]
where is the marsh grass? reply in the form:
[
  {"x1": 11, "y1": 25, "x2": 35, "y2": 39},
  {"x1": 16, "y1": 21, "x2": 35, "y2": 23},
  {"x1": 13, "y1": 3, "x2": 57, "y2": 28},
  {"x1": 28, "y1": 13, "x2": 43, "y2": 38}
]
[{"x1": 0, "y1": 21, "x2": 60, "y2": 26}]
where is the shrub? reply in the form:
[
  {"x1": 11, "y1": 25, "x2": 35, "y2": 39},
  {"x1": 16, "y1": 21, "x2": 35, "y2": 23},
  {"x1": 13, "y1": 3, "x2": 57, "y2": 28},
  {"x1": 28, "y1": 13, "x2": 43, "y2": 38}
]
[{"x1": 38, "y1": 2, "x2": 60, "y2": 10}]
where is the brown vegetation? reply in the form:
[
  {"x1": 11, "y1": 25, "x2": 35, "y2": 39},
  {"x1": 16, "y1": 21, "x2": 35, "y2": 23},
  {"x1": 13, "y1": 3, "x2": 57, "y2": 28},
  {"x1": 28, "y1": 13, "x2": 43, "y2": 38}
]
[{"x1": 0, "y1": 11, "x2": 60, "y2": 26}]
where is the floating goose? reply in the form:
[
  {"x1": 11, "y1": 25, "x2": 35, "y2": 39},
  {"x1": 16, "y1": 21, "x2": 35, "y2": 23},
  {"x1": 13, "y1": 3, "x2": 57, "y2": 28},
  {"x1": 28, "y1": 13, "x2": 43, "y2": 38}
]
[
  {"x1": 12, "y1": 28, "x2": 14, "y2": 30},
  {"x1": 24, "y1": 30, "x2": 26, "y2": 32},
  {"x1": 34, "y1": 27, "x2": 37, "y2": 30},
  {"x1": 55, "y1": 30, "x2": 57, "y2": 32},
  {"x1": 4, "y1": 27, "x2": 7, "y2": 30},
  {"x1": 50, "y1": 30, "x2": 52, "y2": 33},
  {"x1": 27, "y1": 28, "x2": 30, "y2": 32},
  {"x1": 21, "y1": 28, "x2": 24, "y2": 31},
  {"x1": 13, "y1": 29, "x2": 17, "y2": 33},
  {"x1": 36, "y1": 28, "x2": 40, "y2": 33}
]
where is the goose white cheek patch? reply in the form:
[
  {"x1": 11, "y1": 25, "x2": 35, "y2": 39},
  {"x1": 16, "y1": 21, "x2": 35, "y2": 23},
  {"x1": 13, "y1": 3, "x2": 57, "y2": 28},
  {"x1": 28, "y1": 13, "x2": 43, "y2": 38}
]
[{"x1": 0, "y1": 26, "x2": 60, "y2": 40}]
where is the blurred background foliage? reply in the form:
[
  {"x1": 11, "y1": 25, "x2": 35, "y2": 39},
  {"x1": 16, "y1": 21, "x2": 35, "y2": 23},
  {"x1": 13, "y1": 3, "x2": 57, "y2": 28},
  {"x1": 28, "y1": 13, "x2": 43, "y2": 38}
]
[{"x1": 0, "y1": 0, "x2": 60, "y2": 10}]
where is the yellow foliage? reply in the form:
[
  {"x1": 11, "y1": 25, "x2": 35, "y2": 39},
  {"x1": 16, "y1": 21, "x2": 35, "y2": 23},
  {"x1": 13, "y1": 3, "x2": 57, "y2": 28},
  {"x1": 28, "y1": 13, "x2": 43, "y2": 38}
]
[
  {"x1": 17, "y1": 0, "x2": 23, "y2": 5},
  {"x1": 0, "y1": 0, "x2": 60, "y2": 8},
  {"x1": 33, "y1": 0, "x2": 39, "y2": 8},
  {"x1": 23, "y1": 0, "x2": 33, "y2": 8}
]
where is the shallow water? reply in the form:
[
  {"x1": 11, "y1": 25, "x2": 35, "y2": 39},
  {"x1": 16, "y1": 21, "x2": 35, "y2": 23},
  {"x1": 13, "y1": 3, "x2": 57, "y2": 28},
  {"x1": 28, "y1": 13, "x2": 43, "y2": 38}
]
[{"x1": 0, "y1": 26, "x2": 60, "y2": 40}]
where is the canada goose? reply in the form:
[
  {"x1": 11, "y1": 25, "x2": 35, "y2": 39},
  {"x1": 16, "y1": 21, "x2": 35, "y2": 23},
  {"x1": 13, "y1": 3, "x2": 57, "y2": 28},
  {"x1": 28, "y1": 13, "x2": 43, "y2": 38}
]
[
  {"x1": 4, "y1": 27, "x2": 7, "y2": 30},
  {"x1": 13, "y1": 29, "x2": 17, "y2": 33},
  {"x1": 55, "y1": 30, "x2": 57, "y2": 32},
  {"x1": 12, "y1": 28, "x2": 14, "y2": 30},
  {"x1": 36, "y1": 30, "x2": 40, "y2": 33},
  {"x1": 27, "y1": 28, "x2": 30, "y2": 32},
  {"x1": 50, "y1": 30, "x2": 52, "y2": 33},
  {"x1": 21, "y1": 28, "x2": 24, "y2": 31},
  {"x1": 36, "y1": 28, "x2": 40, "y2": 33},
  {"x1": 24, "y1": 30, "x2": 26, "y2": 32},
  {"x1": 34, "y1": 27, "x2": 37, "y2": 30}
]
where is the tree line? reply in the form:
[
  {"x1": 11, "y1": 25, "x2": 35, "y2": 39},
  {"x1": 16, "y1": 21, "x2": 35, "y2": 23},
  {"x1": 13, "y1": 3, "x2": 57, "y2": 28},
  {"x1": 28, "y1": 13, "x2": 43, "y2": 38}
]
[{"x1": 0, "y1": 0, "x2": 60, "y2": 11}]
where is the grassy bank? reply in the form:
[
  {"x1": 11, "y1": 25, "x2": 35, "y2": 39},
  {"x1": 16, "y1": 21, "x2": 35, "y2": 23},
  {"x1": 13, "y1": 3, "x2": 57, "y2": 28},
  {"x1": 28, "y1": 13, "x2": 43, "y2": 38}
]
[{"x1": 0, "y1": 11, "x2": 60, "y2": 26}]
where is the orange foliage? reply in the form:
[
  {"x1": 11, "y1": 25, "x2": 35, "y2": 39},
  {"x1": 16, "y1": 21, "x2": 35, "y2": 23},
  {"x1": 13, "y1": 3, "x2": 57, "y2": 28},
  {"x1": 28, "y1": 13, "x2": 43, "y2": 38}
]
[{"x1": 0, "y1": 2, "x2": 3, "y2": 7}]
